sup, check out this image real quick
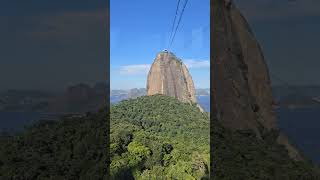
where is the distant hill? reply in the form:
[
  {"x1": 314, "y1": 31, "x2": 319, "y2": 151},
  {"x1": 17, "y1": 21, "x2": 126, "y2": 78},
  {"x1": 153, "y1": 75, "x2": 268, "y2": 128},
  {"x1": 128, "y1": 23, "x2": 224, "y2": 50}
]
[
  {"x1": 272, "y1": 85, "x2": 320, "y2": 108},
  {"x1": 110, "y1": 88, "x2": 210, "y2": 112},
  {"x1": 0, "y1": 108, "x2": 108, "y2": 179},
  {"x1": 110, "y1": 89, "x2": 142, "y2": 97},
  {"x1": 110, "y1": 88, "x2": 209, "y2": 103},
  {"x1": 273, "y1": 85, "x2": 320, "y2": 99},
  {"x1": 196, "y1": 88, "x2": 210, "y2": 96},
  {"x1": 0, "y1": 82, "x2": 107, "y2": 113}
]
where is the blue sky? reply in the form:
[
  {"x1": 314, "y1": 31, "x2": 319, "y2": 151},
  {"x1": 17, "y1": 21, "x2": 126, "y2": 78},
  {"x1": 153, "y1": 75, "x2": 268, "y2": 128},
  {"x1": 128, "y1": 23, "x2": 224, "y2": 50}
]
[
  {"x1": 234, "y1": 0, "x2": 320, "y2": 86},
  {"x1": 110, "y1": 0, "x2": 210, "y2": 90},
  {"x1": 0, "y1": 0, "x2": 107, "y2": 91}
]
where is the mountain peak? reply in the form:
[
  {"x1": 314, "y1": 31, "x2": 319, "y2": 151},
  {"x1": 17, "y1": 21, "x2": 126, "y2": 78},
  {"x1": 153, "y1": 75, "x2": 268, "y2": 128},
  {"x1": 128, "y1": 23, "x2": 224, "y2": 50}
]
[
  {"x1": 156, "y1": 50, "x2": 181, "y2": 62},
  {"x1": 147, "y1": 51, "x2": 202, "y2": 110},
  {"x1": 212, "y1": 0, "x2": 301, "y2": 160}
]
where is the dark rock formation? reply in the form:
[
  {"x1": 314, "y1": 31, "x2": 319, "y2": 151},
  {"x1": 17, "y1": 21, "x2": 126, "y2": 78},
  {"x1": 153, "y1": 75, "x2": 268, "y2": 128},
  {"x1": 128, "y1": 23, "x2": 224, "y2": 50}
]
[
  {"x1": 147, "y1": 51, "x2": 202, "y2": 110},
  {"x1": 212, "y1": 0, "x2": 301, "y2": 160}
]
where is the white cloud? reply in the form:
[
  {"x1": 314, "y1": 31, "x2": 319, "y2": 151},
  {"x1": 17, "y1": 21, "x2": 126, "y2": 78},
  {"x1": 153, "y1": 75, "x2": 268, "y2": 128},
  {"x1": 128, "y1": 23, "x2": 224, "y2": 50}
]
[
  {"x1": 185, "y1": 59, "x2": 210, "y2": 68},
  {"x1": 119, "y1": 64, "x2": 151, "y2": 75}
]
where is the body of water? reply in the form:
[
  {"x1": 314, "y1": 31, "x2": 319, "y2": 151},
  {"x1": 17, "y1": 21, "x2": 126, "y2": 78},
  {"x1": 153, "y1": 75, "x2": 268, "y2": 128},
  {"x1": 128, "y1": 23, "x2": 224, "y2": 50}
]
[
  {"x1": 110, "y1": 96, "x2": 127, "y2": 104},
  {"x1": 277, "y1": 107, "x2": 320, "y2": 165},
  {"x1": 0, "y1": 112, "x2": 62, "y2": 134},
  {"x1": 1, "y1": 98, "x2": 318, "y2": 165},
  {"x1": 0, "y1": 112, "x2": 42, "y2": 134},
  {"x1": 194, "y1": 95, "x2": 320, "y2": 164},
  {"x1": 110, "y1": 95, "x2": 211, "y2": 112},
  {"x1": 197, "y1": 96, "x2": 210, "y2": 112}
]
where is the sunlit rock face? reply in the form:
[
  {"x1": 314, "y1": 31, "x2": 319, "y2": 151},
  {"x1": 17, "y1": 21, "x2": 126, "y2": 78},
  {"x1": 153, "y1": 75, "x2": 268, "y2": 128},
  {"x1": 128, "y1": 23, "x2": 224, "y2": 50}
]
[
  {"x1": 146, "y1": 51, "x2": 198, "y2": 105},
  {"x1": 212, "y1": 0, "x2": 301, "y2": 160}
]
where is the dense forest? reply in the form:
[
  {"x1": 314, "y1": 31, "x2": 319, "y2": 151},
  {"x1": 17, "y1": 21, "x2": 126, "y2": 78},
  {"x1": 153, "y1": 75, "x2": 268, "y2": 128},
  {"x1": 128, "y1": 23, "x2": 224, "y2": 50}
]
[
  {"x1": 0, "y1": 95, "x2": 210, "y2": 179},
  {"x1": 0, "y1": 109, "x2": 108, "y2": 179},
  {"x1": 212, "y1": 118, "x2": 320, "y2": 179},
  {"x1": 110, "y1": 95, "x2": 210, "y2": 179},
  {"x1": 1, "y1": 94, "x2": 319, "y2": 179}
]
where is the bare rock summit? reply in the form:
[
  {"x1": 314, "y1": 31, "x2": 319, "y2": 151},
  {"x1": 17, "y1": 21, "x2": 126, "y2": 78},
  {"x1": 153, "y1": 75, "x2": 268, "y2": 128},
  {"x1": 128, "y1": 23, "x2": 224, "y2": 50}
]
[
  {"x1": 212, "y1": 0, "x2": 301, "y2": 160},
  {"x1": 147, "y1": 51, "x2": 202, "y2": 110}
]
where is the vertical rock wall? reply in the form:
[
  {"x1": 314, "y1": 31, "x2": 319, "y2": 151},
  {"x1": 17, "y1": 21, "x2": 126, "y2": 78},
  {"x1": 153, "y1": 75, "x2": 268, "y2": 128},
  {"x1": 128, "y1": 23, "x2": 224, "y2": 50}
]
[
  {"x1": 212, "y1": 0, "x2": 301, "y2": 160},
  {"x1": 147, "y1": 52, "x2": 198, "y2": 105}
]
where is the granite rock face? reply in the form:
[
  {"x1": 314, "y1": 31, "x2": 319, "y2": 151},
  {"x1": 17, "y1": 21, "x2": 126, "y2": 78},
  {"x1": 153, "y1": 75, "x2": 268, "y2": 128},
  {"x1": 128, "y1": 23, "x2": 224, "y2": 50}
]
[
  {"x1": 147, "y1": 52, "x2": 198, "y2": 106},
  {"x1": 212, "y1": 0, "x2": 301, "y2": 160}
]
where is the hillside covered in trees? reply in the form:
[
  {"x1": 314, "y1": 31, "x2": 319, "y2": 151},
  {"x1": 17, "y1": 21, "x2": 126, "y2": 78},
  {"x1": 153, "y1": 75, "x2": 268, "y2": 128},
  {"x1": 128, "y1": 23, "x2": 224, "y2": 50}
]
[
  {"x1": 0, "y1": 109, "x2": 108, "y2": 179},
  {"x1": 212, "y1": 118, "x2": 320, "y2": 179},
  {"x1": 110, "y1": 95, "x2": 320, "y2": 179},
  {"x1": 110, "y1": 95, "x2": 210, "y2": 179},
  {"x1": 1, "y1": 94, "x2": 319, "y2": 179}
]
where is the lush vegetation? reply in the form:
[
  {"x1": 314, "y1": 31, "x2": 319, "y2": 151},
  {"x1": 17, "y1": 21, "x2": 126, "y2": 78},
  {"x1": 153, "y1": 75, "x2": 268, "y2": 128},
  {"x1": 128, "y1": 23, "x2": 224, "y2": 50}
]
[
  {"x1": 212, "y1": 118, "x2": 320, "y2": 179},
  {"x1": 110, "y1": 95, "x2": 210, "y2": 179},
  {"x1": 0, "y1": 110, "x2": 108, "y2": 179},
  {"x1": 1, "y1": 93, "x2": 318, "y2": 179}
]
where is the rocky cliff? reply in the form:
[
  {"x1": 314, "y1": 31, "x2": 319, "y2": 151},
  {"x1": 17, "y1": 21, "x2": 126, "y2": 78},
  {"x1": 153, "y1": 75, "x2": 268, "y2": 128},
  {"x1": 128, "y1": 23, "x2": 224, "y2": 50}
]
[
  {"x1": 212, "y1": 0, "x2": 301, "y2": 160},
  {"x1": 146, "y1": 51, "x2": 198, "y2": 105}
]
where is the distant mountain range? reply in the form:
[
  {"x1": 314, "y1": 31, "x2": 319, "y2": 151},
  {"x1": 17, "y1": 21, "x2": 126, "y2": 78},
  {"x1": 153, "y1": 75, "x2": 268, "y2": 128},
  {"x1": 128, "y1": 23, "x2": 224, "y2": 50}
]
[
  {"x1": 110, "y1": 85, "x2": 320, "y2": 109},
  {"x1": 111, "y1": 88, "x2": 210, "y2": 96},
  {"x1": 272, "y1": 85, "x2": 320, "y2": 108},
  {"x1": 111, "y1": 88, "x2": 209, "y2": 100},
  {"x1": 0, "y1": 85, "x2": 209, "y2": 113},
  {"x1": 0, "y1": 82, "x2": 107, "y2": 113},
  {"x1": 110, "y1": 88, "x2": 211, "y2": 112},
  {"x1": 2, "y1": 84, "x2": 320, "y2": 113}
]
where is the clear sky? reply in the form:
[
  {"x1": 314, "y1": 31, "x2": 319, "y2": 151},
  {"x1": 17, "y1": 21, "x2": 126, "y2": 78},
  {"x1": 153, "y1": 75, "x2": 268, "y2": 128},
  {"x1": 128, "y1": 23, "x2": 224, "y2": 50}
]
[
  {"x1": 1, "y1": 0, "x2": 318, "y2": 91},
  {"x1": 234, "y1": 0, "x2": 320, "y2": 86},
  {"x1": 110, "y1": 0, "x2": 210, "y2": 90},
  {"x1": 0, "y1": 0, "x2": 108, "y2": 91}
]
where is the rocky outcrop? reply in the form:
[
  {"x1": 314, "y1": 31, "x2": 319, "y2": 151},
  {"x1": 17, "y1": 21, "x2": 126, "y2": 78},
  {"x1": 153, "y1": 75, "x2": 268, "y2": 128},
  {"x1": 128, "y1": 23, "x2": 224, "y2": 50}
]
[
  {"x1": 147, "y1": 51, "x2": 200, "y2": 107},
  {"x1": 212, "y1": 0, "x2": 301, "y2": 160}
]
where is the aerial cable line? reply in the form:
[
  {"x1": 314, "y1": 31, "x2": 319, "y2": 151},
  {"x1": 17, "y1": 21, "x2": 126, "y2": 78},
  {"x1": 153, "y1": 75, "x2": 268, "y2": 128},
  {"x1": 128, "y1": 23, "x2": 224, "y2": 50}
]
[
  {"x1": 169, "y1": 0, "x2": 189, "y2": 49},
  {"x1": 169, "y1": 0, "x2": 189, "y2": 50},
  {"x1": 164, "y1": 0, "x2": 182, "y2": 62},
  {"x1": 167, "y1": 0, "x2": 182, "y2": 50}
]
